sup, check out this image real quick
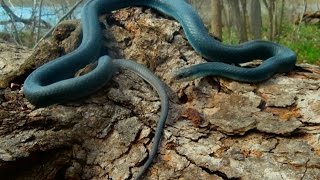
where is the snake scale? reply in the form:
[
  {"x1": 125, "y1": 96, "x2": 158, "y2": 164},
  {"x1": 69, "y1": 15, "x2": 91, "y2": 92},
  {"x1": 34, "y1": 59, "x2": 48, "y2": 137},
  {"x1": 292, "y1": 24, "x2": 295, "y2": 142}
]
[{"x1": 23, "y1": 0, "x2": 296, "y2": 179}]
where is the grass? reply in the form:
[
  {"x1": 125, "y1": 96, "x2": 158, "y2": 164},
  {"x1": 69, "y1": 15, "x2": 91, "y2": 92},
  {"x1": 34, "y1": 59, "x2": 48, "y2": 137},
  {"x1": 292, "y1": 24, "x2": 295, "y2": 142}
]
[
  {"x1": 221, "y1": 23, "x2": 320, "y2": 65},
  {"x1": 280, "y1": 24, "x2": 320, "y2": 65}
]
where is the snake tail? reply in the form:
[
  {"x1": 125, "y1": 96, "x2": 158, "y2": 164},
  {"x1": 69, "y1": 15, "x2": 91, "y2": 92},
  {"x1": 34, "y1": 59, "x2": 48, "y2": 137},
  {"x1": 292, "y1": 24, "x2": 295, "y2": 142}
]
[{"x1": 113, "y1": 59, "x2": 169, "y2": 179}]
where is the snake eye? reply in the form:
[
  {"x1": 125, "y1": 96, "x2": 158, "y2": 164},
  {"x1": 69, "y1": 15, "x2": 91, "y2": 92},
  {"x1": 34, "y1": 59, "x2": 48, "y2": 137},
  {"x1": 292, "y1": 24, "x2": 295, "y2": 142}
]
[
  {"x1": 174, "y1": 74, "x2": 183, "y2": 80},
  {"x1": 172, "y1": 71, "x2": 185, "y2": 80}
]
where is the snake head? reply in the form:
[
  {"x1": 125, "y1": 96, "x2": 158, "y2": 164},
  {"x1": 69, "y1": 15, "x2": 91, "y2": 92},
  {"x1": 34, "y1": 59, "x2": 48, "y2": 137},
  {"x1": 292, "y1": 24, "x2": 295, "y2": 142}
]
[{"x1": 172, "y1": 68, "x2": 199, "y2": 82}]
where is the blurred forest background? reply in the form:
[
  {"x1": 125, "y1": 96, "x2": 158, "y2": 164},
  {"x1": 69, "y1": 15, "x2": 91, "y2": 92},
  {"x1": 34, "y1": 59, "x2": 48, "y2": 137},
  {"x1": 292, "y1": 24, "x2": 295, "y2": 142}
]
[{"x1": 0, "y1": 0, "x2": 319, "y2": 64}]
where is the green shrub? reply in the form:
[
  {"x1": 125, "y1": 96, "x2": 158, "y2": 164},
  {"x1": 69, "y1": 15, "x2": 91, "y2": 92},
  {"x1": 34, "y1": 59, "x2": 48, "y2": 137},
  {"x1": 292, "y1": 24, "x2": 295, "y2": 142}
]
[{"x1": 281, "y1": 24, "x2": 320, "y2": 65}]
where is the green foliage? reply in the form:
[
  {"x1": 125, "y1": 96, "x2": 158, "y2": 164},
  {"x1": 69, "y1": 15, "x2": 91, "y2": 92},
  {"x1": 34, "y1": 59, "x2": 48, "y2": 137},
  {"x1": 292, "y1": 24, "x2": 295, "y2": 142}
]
[
  {"x1": 281, "y1": 24, "x2": 320, "y2": 65},
  {"x1": 221, "y1": 23, "x2": 320, "y2": 65}
]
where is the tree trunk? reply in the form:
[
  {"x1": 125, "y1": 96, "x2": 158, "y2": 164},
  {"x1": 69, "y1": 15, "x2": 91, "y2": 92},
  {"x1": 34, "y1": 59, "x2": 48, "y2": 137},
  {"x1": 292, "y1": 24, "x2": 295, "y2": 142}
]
[
  {"x1": 228, "y1": 0, "x2": 248, "y2": 43},
  {"x1": 240, "y1": 0, "x2": 248, "y2": 40},
  {"x1": 37, "y1": 0, "x2": 45, "y2": 42},
  {"x1": 249, "y1": 0, "x2": 262, "y2": 39},
  {"x1": 263, "y1": 0, "x2": 275, "y2": 40},
  {"x1": 211, "y1": 0, "x2": 223, "y2": 41},
  {"x1": 223, "y1": 1, "x2": 232, "y2": 43},
  {"x1": 295, "y1": 0, "x2": 307, "y2": 38},
  {"x1": 273, "y1": 0, "x2": 278, "y2": 40},
  {"x1": 276, "y1": 0, "x2": 286, "y2": 41}
]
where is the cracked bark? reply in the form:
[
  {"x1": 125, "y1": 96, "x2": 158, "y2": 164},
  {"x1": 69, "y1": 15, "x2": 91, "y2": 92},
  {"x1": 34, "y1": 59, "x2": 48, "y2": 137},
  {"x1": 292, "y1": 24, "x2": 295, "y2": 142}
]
[{"x1": 1, "y1": 7, "x2": 320, "y2": 180}]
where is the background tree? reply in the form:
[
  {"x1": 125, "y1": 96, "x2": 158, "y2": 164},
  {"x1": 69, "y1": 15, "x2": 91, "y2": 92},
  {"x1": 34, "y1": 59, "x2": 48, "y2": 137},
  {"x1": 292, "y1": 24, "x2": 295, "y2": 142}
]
[
  {"x1": 262, "y1": 0, "x2": 276, "y2": 40},
  {"x1": 210, "y1": 0, "x2": 223, "y2": 40},
  {"x1": 0, "y1": 0, "x2": 82, "y2": 47},
  {"x1": 249, "y1": 0, "x2": 262, "y2": 39},
  {"x1": 276, "y1": 0, "x2": 286, "y2": 41},
  {"x1": 227, "y1": 0, "x2": 248, "y2": 42},
  {"x1": 240, "y1": 0, "x2": 248, "y2": 39}
]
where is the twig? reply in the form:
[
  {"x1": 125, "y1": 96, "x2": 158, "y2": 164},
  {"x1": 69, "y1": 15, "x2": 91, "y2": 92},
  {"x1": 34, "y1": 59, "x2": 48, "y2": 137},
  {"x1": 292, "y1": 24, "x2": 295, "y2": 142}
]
[
  {"x1": 33, "y1": 0, "x2": 84, "y2": 49},
  {"x1": 9, "y1": 13, "x2": 23, "y2": 45},
  {"x1": 276, "y1": 0, "x2": 285, "y2": 42},
  {"x1": 30, "y1": 0, "x2": 37, "y2": 43},
  {"x1": 8, "y1": 0, "x2": 14, "y2": 8},
  {"x1": 37, "y1": 0, "x2": 44, "y2": 42}
]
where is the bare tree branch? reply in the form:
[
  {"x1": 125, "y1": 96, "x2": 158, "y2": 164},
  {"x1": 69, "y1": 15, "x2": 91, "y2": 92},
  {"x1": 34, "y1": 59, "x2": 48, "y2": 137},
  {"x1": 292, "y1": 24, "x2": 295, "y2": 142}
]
[
  {"x1": 276, "y1": 0, "x2": 286, "y2": 42},
  {"x1": 33, "y1": 0, "x2": 84, "y2": 49},
  {"x1": 262, "y1": 0, "x2": 269, "y2": 9},
  {"x1": 0, "y1": 0, "x2": 22, "y2": 45},
  {"x1": 37, "y1": 0, "x2": 45, "y2": 42},
  {"x1": 0, "y1": 0, "x2": 51, "y2": 29},
  {"x1": 262, "y1": 0, "x2": 276, "y2": 40}
]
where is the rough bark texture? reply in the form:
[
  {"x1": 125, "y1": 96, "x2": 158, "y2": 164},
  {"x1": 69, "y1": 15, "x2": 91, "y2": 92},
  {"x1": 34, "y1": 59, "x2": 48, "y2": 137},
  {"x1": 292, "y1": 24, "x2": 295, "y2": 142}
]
[
  {"x1": 249, "y1": 0, "x2": 263, "y2": 39},
  {"x1": 0, "y1": 40, "x2": 31, "y2": 88},
  {"x1": 1, "y1": 8, "x2": 320, "y2": 180},
  {"x1": 211, "y1": 0, "x2": 223, "y2": 40},
  {"x1": 228, "y1": 0, "x2": 248, "y2": 42}
]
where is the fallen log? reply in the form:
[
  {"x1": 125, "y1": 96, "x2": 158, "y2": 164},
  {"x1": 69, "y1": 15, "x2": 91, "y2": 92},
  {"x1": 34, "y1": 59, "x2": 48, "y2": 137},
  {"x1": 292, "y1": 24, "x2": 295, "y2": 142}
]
[{"x1": 1, "y1": 8, "x2": 320, "y2": 179}]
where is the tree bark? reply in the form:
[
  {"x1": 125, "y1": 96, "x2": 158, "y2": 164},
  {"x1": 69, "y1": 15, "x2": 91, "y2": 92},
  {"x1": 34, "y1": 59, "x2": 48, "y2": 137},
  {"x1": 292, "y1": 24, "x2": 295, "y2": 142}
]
[
  {"x1": 240, "y1": 0, "x2": 248, "y2": 40},
  {"x1": 228, "y1": 0, "x2": 248, "y2": 42},
  {"x1": 1, "y1": 7, "x2": 320, "y2": 180},
  {"x1": 37, "y1": 0, "x2": 45, "y2": 42},
  {"x1": 249, "y1": 0, "x2": 262, "y2": 39},
  {"x1": 276, "y1": 0, "x2": 286, "y2": 41},
  {"x1": 210, "y1": 0, "x2": 223, "y2": 41},
  {"x1": 263, "y1": 0, "x2": 276, "y2": 40}
]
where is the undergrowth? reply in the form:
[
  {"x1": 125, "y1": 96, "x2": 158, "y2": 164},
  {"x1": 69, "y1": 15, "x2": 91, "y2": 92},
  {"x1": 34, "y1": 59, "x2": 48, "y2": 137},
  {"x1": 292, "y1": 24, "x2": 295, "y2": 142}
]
[
  {"x1": 221, "y1": 23, "x2": 320, "y2": 65},
  {"x1": 1, "y1": 19, "x2": 319, "y2": 65},
  {"x1": 280, "y1": 24, "x2": 320, "y2": 65}
]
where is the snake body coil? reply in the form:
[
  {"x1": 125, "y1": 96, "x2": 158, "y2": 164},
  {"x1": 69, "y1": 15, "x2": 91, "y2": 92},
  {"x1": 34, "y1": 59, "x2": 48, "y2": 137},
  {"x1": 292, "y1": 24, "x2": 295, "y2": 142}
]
[{"x1": 23, "y1": 0, "x2": 296, "y2": 179}]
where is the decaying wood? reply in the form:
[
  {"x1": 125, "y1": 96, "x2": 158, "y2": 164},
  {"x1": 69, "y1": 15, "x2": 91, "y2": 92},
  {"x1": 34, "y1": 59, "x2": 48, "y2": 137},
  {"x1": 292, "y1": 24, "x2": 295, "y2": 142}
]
[
  {"x1": 0, "y1": 40, "x2": 31, "y2": 88},
  {"x1": 0, "y1": 8, "x2": 320, "y2": 179}
]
